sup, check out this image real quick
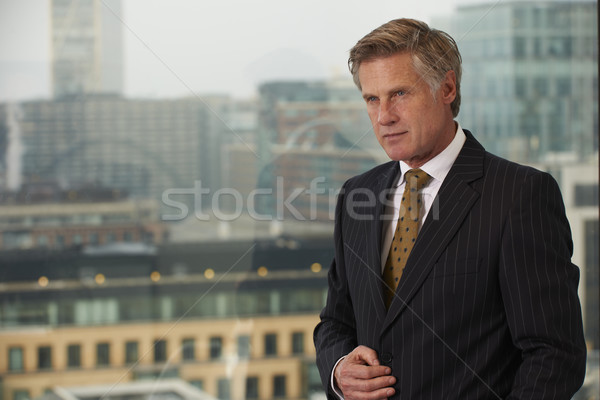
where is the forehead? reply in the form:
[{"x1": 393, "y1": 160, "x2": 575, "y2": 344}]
[{"x1": 358, "y1": 52, "x2": 421, "y2": 88}]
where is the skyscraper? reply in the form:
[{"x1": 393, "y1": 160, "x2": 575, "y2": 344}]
[
  {"x1": 50, "y1": 0, "x2": 124, "y2": 98},
  {"x1": 438, "y1": 0, "x2": 598, "y2": 163},
  {"x1": 240, "y1": 80, "x2": 382, "y2": 222},
  {"x1": 10, "y1": 97, "x2": 208, "y2": 201}
]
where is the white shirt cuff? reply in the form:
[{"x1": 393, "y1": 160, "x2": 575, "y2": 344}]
[{"x1": 330, "y1": 356, "x2": 346, "y2": 399}]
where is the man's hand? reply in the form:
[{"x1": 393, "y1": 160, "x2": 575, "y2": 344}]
[{"x1": 334, "y1": 345, "x2": 396, "y2": 399}]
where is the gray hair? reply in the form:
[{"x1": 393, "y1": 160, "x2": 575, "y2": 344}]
[{"x1": 349, "y1": 18, "x2": 462, "y2": 117}]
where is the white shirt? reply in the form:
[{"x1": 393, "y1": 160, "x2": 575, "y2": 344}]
[
  {"x1": 379, "y1": 124, "x2": 466, "y2": 271},
  {"x1": 330, "y1": 123, "x2": 467, "y2": 398}
]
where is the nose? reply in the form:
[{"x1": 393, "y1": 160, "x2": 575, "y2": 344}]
[{"x1": 377, "y1": 100, "x2": 398, "y2": 126}]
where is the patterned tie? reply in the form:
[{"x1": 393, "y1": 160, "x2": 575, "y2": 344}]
[{"x1": 383, "y1": 168, "x2": 432, "y2": 308}]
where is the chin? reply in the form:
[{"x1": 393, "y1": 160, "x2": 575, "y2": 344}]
[{"x1": 384, "y1": 150, "x2": 408, "y2": 162}]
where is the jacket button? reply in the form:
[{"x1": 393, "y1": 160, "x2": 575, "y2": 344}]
[{"x1": 380, "y1": 352, "x2": 392, "y2": 364}]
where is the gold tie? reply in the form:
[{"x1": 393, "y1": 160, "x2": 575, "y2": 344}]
[{"x1": 383, "y1": 168, "x2": 432, "y2": 308}]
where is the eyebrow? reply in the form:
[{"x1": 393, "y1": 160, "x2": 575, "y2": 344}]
[
  {"x1": 361, "y1": 86, "x2": 411, "y2": 101},
  {"x1": 361, "y1": 92, "x2": 376, "y2": 101}
]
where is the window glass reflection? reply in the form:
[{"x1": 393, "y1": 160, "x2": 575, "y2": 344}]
[{"x1": 0, "y1": 1, "x2": 597, "y2": 399}]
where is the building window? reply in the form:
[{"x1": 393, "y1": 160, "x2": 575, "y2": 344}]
[
  {"x1": 123, "y1": 231, "x2": 133, "y2": 242},
  {"x1": 143, "y1": 231, "x2": 155, "y2": 243},
  {"x1": 106, "y1": 232, "x2": 116, "y2": 243},
  {"x1": 217, "y1": 378, "x2": 231, "y2": 400},
  {"x1": 246, "y1": 376, "x2": 259, "y2": 399},
  {"x1": 72, "y1": 234, "x2": 83, "y2": 245},
  {"x1": 182, "y1": 338, "x2": 195, "y2": 361},
  {"x1": 125, "y1": 341, "x2": 138, "y2": 364},
  {"x1": 89, "y1": 232, "x2": 99, "y2": 245},
  {"x1": 210, "y1": 336, "x2": 222, "y2": 359},
  {"x1": 515, "y1": 77, "x2": 527, "y2": 98},
  {"x1": 533, "y1": 77, "x2": 548, "y2": 96},
  {"x1": 264, "y1": 333, "x2": 277, "y2": 356},
  {"x1": 273, "y1": 375, "x2": 287, "y2": 398},
  {"x1": 308, "y1": 363, "x2": 324, "y2": 393},
  {"x1": 513, "y1": 36, "x2": 526, "y2": 58},
  {"x1": 237, "y1": 335, "x2": 250, "y2": 359},
  {"x1": 67, "y1": 344, "x2": 81, "y2": 368},
  {"x1": 292, "y1": 332, "x2": 304, "y2": 355},
  {"x1": 38, "y1": 346, "x2": 52, "y2": 370},
  {"x1": 2, "y1": 231, "x2": 32, "y2": 249},
  {"x1": 154, "y1": 339, "x2": 167, "y2": 363},
  {"x1": 8, "y1": 347, "x2": 24, "y2": 371},
  {"x1": 556, "y1": 77, "x2": 571, "y2": 96},
  {"x1": 55, "y1": 235, "x2": 65, "y2": 248},
  {"x1": 13, "y1": 390, "x2": 30, "y2": 400},
  {"x1": 96, "y1": 343, "x2": 110, "y2": 366},
  {"x1": 189, "y1": 380, "x2": 203, "y2": 390},
  {"x1": 37, "y1": 235, "x2": 49, "y2": 248},
  {"x1": 575, "y1": 184, "x2": 599, "y2": 207}
]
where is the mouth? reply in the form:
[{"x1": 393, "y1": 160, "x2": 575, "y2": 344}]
[{"x1": 382, "y1": 131, "x2": 408, "y2": 139}]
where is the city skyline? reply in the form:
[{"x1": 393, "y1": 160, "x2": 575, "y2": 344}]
[
  {"x1": 2, "y1": 0, "x2": 474, "y2": 102},
  {"x1": 0, "y1": 1, "x2": 597, "y2": 398}
]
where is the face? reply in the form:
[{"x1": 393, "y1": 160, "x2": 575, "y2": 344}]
[{"x1": 358, "y1": 52, "x2": 457, "y2": 167}]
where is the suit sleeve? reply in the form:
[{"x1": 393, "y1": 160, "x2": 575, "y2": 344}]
[
  {"x1": 313, "y1": 182, "x2": 358, "y2": 397},
  {"x1": 499, "y1": 171, "x2": 587, "y2": 399}
]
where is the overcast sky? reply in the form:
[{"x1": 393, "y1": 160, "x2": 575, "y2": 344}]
[{"x1": 0, "y1": 0, "x2": 473, "y2": 102}]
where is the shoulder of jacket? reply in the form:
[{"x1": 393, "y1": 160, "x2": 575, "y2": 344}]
[
  {"x1": 344, "y1": 160, "x2": 397, "y2": 189},
  {"x1": 484, "y1": 151, "x2": 554, "y2": 182}
]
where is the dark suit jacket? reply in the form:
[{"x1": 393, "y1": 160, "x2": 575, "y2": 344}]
[{"x1": 314, "y1": 131, "x2": 586, "y2": 399}]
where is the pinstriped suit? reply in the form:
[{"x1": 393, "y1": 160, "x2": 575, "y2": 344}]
[{"x1": 314, "y1": 131, "x2": 586, "y2": 399}]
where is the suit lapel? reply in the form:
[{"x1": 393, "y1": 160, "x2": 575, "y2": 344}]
[
  {"x1": 382, "y1": 131, "x2": 485, "y2": 332},
  {"x1": 366, "y1": 161, "x2": 399, "y2": 323}
]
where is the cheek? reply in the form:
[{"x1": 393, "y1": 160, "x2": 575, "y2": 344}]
[
  {"x1": 368, "y1": 117, "x2": 382, "y2": 136},
  {"x1": 417, "y1": 125, "x2": 440, "y2": 151},
  {"x1": 367, "y1": 109, "x2": 378, "y2": 125}
]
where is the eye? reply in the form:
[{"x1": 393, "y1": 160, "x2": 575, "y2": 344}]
[
  {"x1": 365, "y1": 96, "x2": 378, "y2": 103},
  {"x1": 395, "y1": 90, "x2": 406, "y2": 97}
]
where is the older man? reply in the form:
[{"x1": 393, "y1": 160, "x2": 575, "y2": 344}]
[{"x1": 314, "y1": 18, "x2": 586, "y2": 399}]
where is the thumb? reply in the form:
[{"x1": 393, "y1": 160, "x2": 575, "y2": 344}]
[{"x1": 350, "y1": 345, "x2": 380, "y2": 366}]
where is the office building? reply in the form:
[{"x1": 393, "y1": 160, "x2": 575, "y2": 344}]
[
  {"x1": 40, "y1": 379, "x2": 217, "y2": 400},
  {"x1": 51, "y1": 0, "x2": 124, "y2": 98},
  {"x1": 0, "y1": 97, "x2": 210, "y2": 203},
  {"x1": 436, "y1": 0, "x2": 599, "y2": 350},
  {"x1": 0, "y1": 183, "x2": 166, "y2": 250},
  {"x1": 235, "y1": 80, "x2": 384, "y2": 222},
  {"x1": 547, "y1": 159, "x2": 599, "y2": 350},
  {"x1": 526, "y1": 158, "x2": 599, "y2": 396},
  {"x1": 439, "y1": 0, "x2": 598, "y2": 162},
  {"x1": 198, "y1": 95, "x2": 259, "y2": 199},
  {"x1": 257, "y1": 79, "x2": 376, "y2": 148},
  {"x1": 0, "y1": 236, "x2": 331, "y2": 400}
]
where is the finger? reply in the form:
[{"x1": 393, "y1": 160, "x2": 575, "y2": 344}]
[
  {"x1": 346, "y1": 387, "x2": 396, "y2": 400},
  {"x1": 341, "y1": 374, "x2": 397, "y2": 392},
  {"x1": 350, "y1": 345, "x2": 381, "y2": 366},
  {"x1": 341, "y1": 363, "x2": 392, "y2": 380}
]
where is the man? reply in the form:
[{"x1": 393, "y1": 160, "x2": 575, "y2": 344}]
[{"x1": 313, "y1": 18, "x2": 586, "y2": 399}]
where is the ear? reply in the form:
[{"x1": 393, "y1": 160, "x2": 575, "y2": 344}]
[{"x1": 440, "y1": 70, "x2": 457, "y2": 105}]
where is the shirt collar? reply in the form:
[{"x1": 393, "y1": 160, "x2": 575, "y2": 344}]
[{"x1": 396, "y1": 122, "x2": 467, "y2": 187}]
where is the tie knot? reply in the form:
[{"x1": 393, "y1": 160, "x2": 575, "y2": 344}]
[{"x1": 405, "y1": 168, "x2": 432, "y2": 191}]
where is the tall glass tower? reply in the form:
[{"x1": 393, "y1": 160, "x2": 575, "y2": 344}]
[
  {"x1": 440, "y1": 0, "x2": 598, "y2": 163},
  {"x1": 50, "y1": 0, "x2": 124, "y2": 98}
]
